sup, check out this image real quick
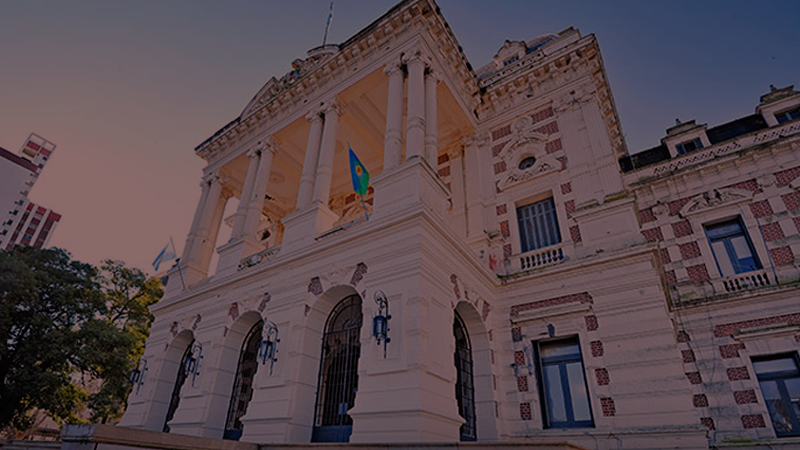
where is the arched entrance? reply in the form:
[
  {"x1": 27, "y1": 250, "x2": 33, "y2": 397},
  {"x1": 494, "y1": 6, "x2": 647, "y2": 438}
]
[
  {"x1": 223, "y1": 320, "x2": 263, "y2": 440},
  {"x1": 311, "y1": 294, "x2": 363, "y2": 442},
  {"x1": 163, "y1": 341, "x2": 193, "y2": 432},
  {"x1": 454, "y1": 311, "x2": 477, "y2": 441}
]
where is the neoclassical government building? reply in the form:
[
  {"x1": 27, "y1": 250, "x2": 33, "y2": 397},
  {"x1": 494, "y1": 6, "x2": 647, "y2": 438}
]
[{"x1": 116, "y1": 1, "x2": 800, "y2": 449}]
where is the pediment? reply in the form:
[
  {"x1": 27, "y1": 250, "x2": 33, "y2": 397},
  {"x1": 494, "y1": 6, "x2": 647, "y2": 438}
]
[
  {"x1": 679, "y1": 188, "x2": 754, "y2": 216},
  {"x1": 240, "y1": 52, "x2": 334, "y2": 119}
]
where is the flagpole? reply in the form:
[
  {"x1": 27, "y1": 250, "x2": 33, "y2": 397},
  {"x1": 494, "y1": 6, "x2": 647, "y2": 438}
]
[
  {"x1": 322, "y1": 2, "x2": 334, "y2": 46},
  {"x1": 360, "y1": 194, "x2": 369, "y2": 222},
  {"x1": 170, "y1": 236, "x2": 186, "y2": 290}
]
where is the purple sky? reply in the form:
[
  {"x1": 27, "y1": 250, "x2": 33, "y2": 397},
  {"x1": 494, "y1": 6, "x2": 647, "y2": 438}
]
[{"x1": 1, "y1": 0, "x2": 798, "y2": 274}]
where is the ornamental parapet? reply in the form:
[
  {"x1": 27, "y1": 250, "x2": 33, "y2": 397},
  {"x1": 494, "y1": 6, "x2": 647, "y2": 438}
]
[{"x1": 625, "y1": 120, "x2": 800, "y2": 184}]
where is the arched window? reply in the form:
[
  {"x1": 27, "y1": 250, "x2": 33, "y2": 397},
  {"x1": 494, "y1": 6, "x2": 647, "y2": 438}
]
[
  {"x1": 223, "y1": 321, "x2": 263, "y2": 441},
  {"x1": 454, "y1": 311, "x2": 476, "y2": 441},
  {"x1": 312, "y1": 294, "x2": 363, "y2": 442},
  {"x1": 163, "y1": 342, "x2": 193, "y2": 432}
]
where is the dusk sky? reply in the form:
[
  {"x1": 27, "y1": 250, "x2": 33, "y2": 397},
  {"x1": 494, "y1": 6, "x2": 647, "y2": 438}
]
[{"x1": 1, "y1": 0, "x2": 798, "y2": 274}]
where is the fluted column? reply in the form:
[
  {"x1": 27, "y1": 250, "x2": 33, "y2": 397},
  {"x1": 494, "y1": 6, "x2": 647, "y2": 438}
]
[
  {"x1": 297, "y1": 112, "x2": 324, "y2": 210},
  {"x1": 404, "y1": 50, "x2": 427, "y2": 160},
  {"x1": 242, "y1": 140, "x2": 278, "y2": 239},
  {"x1": 424, "y1": 68, "x2": 440, "y2": 167},
  {"x1": 383, "y1": 61, "x2": 405, "y2": 171},
  {"x1": 312, "y1": 101, "x2": 343, "y2": 206},
  {"x1": 230, "y1": 149, "x2": 260, "y2": 240}
]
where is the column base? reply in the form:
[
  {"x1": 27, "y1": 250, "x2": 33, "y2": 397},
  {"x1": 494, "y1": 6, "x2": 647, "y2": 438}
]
[
  {"x1": 215, "y1": 236, "x2": 264, "y2": 277},
  {"x1": 281, "y1": 202, "x2": 338, "y2": 252},
  {"x1": 372, "y1": 156, "x2": 449, "y2": 221}
]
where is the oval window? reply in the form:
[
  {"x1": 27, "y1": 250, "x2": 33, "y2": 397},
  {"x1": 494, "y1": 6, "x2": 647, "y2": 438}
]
[{"x1": 518, "y1": 156, "x2": 536, "y2": 170}]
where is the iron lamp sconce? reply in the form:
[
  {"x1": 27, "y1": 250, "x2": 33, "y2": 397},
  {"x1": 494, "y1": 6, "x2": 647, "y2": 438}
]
[
  {"x1": 129, "y1": 358, "x2": 148, "y2": 394},
  {"x1": 259, "y1": 321, "x2": 280, "y2": 374},
  {"x1": 373, "y1": 290, "x2": 391, "y2": 358},
  {"x1": 183, "y1": 341, "x2": 203, "y2": 386}
]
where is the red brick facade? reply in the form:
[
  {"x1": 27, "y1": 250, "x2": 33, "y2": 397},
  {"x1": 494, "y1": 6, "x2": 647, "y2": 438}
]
[
  {"x1": 510, "y1": 292, "x2": 593, "y2": 316},
  {"x1": 686, "y1": 264, "x2": 710, "y2": 283},
  {"x1": 600, "y1": 398, "x2": 616, "y2": 417}
]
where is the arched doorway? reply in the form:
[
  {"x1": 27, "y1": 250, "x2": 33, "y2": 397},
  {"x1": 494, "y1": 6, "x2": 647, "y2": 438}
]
[
  {"x1": 163, "y1": 341, "x2": 193, "y2": 432},
  {"x1": 311, "y1": 294, "x2": 363, "y2": 442},
  {"x1": 223, "y1": 320, "x2": 263, "y2": 441},
  {"x1": 454, "y1": 311, "x2": 477, "y2": 441}
]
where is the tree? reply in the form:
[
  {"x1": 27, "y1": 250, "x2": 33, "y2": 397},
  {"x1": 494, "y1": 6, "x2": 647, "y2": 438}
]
[{"x1": 0, "y1": 247, "x2": 161, "y2": 433}]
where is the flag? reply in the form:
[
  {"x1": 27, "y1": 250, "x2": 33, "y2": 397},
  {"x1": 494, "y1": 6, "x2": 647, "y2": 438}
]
[
  {"x1": 152, "y1": 240, "x2": 177, "y2": 271},
  {"x1": 349, "y1": 146, "x2": 369, "y2": 196}
]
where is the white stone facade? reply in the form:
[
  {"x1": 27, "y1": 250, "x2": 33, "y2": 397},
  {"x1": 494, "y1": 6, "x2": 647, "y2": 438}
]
[{"x1": 118, "y1": 1, "x2": 800, "y2": 449}]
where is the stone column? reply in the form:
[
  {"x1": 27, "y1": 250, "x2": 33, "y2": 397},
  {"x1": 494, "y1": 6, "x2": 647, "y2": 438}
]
[
  {"x1": 242, "y1": 140, "x2": 278, "y2": 239},
  {"x1": 383, "y1": 60, "x2": 405, "y2": 171},
  {"x1": 424, "y1": 68, "x2": 439, "y2": 167},
  {"x1": 188, "y1": 172, "x2": 224, "y2": 268},
  {"x1": 230, "y1": 148, "x2": 260, "y2": 240},
  {"x1": 199, "y1": 183, "x2": 232, "y2": 273},
  {"x1": 404, "y1": 50, "x2": 427, "y2": 160},
  {"x1": 297, "y1": 112, "x2": 324, "y2": 210},
  {"x1": 181, "y1": 177, "x2": 212, "y2": 265},
  {"x1": 312, "y1": 101, "x2": 343, "y2": 206}
]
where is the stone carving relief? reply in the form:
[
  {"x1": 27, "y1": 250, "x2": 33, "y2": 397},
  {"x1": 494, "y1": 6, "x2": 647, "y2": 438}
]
[
  {"x1": 679, "y1": 188, "x2": 754, "y2": 216},
  {"x1": 496, "y1": 116, "x2": 562, "y2": 192}
]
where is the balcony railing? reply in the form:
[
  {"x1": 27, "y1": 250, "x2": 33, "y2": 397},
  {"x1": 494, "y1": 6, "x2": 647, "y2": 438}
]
[
  {"x1": 715, "y1": 270, "x2": 773, "y2": 293},
  {"x1": 238, "y1": 245, "x2": 281, "y2": 271},
  {"x1": 509, "y1": 243, "x2": 566, "y2": 273}
]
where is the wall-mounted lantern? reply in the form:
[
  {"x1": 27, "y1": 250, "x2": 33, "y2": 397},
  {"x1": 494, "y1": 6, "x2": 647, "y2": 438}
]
[
  {"x1": 183, "y1": 341, "x2": 203, "y2": 386},
  {"x1": 129, "y1": 358, "x2": 148, "y2": 394},
  {"x1": 373, "y1": 290, "x2": 391, "y2": 358},
  {"x1": 259, "y1": 321, "x2": 280, "y2": 374}
]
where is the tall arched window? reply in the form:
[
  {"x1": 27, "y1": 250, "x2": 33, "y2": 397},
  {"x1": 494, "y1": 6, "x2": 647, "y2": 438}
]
[
  {"x1": 454, "y1": 311, "x2": 476, "y2": 441},
  {"x1": 223, "y1": 320, "x2": 263, "y2": 441},
  {"x1": 163, "y1": 342, "x2": 193, "y2": 433},
  {"x1": 312, "y1": 294, "x2": 363, "y2": 443}
]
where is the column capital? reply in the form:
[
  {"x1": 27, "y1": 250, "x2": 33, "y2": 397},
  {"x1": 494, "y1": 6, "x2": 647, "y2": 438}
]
[
  {"x1": 201, "y1": 170, "x2": 224, "y2": 186},
  {"x1": 305, "y1": 110, "x2": 324, "y2": 123},
  {"x1": 447, "y1": 145, "x2": 463, "y2": 160},
  {"x1": 425, "y1": 67, "x2": 442, "y2": 83},
  {"x1": 246, "y1": 148, "x2": 259, "y2": 160},
  {"x1": 322, "y1": 99, "x2": 344, "y2": 118},
  {"x1": 402, "y1": 48, "x2": 430, "y2": 68},
  {"x1": 256, "y1": 137, "x2": 281, "y2": 156},
  {"x1": 462, "y1": 132, "x2": 487, "y2": 148},
  {"x1": 384, "y1": 59, "x2": 404, "y2": 77}
]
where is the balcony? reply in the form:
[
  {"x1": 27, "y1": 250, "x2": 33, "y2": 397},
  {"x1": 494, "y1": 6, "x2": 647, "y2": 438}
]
[
  {"x1": 713, "y1": 269, "x2": 773, "y2": 293},
  {"x1": 508, "y1": 243, "x2": 567, "y2": 274}
]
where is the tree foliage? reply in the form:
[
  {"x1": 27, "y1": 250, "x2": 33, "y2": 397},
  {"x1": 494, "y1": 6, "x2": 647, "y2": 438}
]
[{"x1": 0, "y1": 246, "x2": 162, "y2": 433}]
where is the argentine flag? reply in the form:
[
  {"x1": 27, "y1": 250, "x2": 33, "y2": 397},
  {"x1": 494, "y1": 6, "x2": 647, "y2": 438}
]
[{"x1": 152, "y1": 240, "x2": 177, "y2": 271}]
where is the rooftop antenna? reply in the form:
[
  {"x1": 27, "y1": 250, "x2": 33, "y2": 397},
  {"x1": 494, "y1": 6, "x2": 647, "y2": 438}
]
[{"x1": 322, "y1": 2, "x2": 334, "y2": 46}]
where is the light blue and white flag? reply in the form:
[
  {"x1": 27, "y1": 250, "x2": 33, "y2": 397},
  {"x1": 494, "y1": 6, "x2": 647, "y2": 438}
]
[{"x1": 152, "y1": 239, "x2": 177, "y2": 271}]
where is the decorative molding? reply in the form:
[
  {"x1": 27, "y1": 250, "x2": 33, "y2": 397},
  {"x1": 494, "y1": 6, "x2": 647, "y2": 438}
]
[{"x1": 678, "y1": 188, "x2": 754, "y2": 217}]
